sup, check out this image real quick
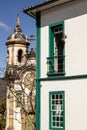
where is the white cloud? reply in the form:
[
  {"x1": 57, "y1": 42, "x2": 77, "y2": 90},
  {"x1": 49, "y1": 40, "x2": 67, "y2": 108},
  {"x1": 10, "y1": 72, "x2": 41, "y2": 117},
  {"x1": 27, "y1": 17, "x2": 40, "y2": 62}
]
[{"x1": 0, "y1": 21, "x2": 11, "y2": 31}]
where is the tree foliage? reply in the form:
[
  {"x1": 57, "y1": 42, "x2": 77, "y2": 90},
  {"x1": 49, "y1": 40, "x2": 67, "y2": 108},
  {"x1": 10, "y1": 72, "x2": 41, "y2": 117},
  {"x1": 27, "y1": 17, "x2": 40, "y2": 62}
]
[{"x1": 0, "y1": 99, "x2": 6, "y2": 129}]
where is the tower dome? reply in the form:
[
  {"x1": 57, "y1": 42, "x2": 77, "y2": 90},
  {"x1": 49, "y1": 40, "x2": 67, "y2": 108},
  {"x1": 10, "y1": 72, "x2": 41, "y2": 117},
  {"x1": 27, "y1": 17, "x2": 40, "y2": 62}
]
[{"x1": 6, "y1": 14, "x2": 29, "y2": 46}]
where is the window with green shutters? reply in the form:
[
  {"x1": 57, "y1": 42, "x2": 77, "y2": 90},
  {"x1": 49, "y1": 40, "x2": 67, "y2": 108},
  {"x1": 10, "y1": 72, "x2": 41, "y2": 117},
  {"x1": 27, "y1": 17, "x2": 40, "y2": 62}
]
[
  {"x1": 47, "y1": 21, "x2": 65, "y2": 76},
  {"x1": 49, "y1": 91, "x2": 65, "y2": 130}
]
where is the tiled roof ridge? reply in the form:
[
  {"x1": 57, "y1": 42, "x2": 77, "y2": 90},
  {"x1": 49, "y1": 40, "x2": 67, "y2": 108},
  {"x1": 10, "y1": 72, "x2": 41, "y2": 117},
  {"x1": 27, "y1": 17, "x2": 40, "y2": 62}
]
[{"x1": 23, "y1": 0, "x2": 55, "y2": 11}]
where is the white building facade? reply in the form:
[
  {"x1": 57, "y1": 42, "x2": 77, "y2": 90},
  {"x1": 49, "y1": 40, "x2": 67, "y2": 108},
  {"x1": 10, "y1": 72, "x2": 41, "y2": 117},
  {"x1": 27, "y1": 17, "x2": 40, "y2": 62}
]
[{"x1": 24, "y1": 0, "x2": 87, "y2": 130}]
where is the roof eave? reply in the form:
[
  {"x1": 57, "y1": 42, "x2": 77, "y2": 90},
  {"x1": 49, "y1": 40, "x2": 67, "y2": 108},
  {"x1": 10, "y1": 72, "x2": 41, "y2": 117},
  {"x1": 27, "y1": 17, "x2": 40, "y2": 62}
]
[
  {"x1": 23, "y1": 0, "x2": 74, "y2": 19},
  {"x1": 23, "y1": 9, "x2": 36, "y2": 19}
]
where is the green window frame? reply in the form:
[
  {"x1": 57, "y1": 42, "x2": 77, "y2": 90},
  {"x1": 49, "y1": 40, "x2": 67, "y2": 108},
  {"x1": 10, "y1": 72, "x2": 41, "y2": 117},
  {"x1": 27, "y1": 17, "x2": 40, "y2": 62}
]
[
  {"x1": 49, "y1": 91, "x2": 65, "y2": 130},
  {"x1": 47, "y1": 21, "x2": 65, "y2": 76}
]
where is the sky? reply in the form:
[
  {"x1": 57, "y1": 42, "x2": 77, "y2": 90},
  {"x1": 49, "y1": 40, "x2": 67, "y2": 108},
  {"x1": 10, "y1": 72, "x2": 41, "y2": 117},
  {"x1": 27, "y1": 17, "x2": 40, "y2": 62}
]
[{"x1": 0, "y1": 0, "x2": 46, "y2": 77}]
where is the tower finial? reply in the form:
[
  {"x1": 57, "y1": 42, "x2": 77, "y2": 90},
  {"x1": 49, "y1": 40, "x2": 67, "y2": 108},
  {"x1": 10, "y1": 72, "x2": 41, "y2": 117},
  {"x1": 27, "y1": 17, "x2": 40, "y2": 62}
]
[
  {"x1": 14, "y1": 14, "x2": 22, "y2": 33},
  {"x1": 16, "y1": 14, "x2": 20, "y2": 27}
]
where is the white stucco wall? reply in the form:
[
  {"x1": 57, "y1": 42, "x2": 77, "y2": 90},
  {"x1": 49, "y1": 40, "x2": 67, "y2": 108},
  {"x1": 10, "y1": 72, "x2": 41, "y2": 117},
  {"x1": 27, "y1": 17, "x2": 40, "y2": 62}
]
[
  {"x1": 40, "y1": 26, "x2": 49, "y2": 77},
  {"x1": 65, "y1": 14, "x2": 87, "y2": 75},
  {"x1": 41, "y1": 78, "x2": 87, "y2": 130},
  {"x1": 40, "y1": 0, "x2": 87, "y2": 77}
]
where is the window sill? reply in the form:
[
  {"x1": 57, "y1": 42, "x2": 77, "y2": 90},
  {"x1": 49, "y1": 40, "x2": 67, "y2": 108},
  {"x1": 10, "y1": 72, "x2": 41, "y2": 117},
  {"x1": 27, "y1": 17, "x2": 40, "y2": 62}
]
[
  {"x1": 49, "y1": 127, "x2": 64, "y2": 130},
  {"x1": 47, "y1": 71, "x2": 65, "y2": 76}
]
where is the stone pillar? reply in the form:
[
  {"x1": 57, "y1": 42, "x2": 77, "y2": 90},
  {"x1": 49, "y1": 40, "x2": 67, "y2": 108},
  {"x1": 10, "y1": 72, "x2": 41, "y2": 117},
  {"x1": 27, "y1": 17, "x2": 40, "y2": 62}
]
[
  {"x1": 7, "y1": 83, "x2": 14, "y2": 130},
  {"x1": 21, "y1": 111, "x2": 26, "y2": 130}
]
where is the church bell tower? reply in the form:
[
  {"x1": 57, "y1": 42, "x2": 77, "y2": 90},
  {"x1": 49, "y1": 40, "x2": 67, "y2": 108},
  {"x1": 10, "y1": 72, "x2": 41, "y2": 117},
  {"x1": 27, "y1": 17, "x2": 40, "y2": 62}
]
[
  {"x1": 6, "y1": 14, "x2": 29, "y2": 67},
  {"x1": 6, "y1": 15, "x2": 36, "y2": 130}
]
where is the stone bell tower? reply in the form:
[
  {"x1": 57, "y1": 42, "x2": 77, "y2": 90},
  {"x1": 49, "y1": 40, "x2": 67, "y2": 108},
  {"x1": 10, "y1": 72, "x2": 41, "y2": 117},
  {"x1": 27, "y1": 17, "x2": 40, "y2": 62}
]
[
  {"x1": 6, "y1": 14, "x2": 29, "y2": 67},
  {"x1": 5, "y1": 15, "x2": 36, "y2": 130}
]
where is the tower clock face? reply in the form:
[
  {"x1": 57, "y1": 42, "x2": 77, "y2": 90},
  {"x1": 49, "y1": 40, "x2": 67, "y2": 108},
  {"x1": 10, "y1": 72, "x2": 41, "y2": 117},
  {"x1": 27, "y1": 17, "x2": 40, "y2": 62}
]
[{"x1": 24, "y1": 71, "x2": 35, "y2": 90}]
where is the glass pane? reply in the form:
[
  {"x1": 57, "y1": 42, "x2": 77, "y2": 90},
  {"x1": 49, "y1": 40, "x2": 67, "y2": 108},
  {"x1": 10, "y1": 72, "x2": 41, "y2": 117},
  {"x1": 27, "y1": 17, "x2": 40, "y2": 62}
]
[
  {"x1": 60, "y1": 122, "x2": 63, "y2": 127},
  {"x1": 52, "y1": 95, "x2": 55, "y2": 99},
  {"x1": 52, "y1": 100, "x2": 55, "y2": 104},
  {"x1": 52, "y1": 105, "x2": 56, "y2": 110},
  {"x1": 57, "y1": 117, "x2": 59, "y2": 121},
  {"x1": 53, "y1": 122, "x2": 56, "y2": 126},
  {"x1": 60, "y1": 117, "x2": 63, "y2": 121},
  {"x1": 56, "y1": 100, "x2": 58, "y2": 104},
  {"x1": 53, "y1": 117, "x2": 56, "y2": 121},
  {"x1": 57, "y1": 122, "x2": 59, "y2": 127},
  {"x1": 59, "y1": 100, "x2": 62, "y2": 104},
  {"x1": 59, "y1": 94, "x2": 62, "y2": 99},
  {"x1": 56, "y1": 94, "x2": 58, "y2": 99}
]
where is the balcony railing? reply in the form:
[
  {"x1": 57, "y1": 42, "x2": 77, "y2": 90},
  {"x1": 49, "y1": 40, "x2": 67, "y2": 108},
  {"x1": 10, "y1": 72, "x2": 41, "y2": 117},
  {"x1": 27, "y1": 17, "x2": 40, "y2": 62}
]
[{"x1": 47, "y1": 55, "x2": 65, "y2": 76}]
